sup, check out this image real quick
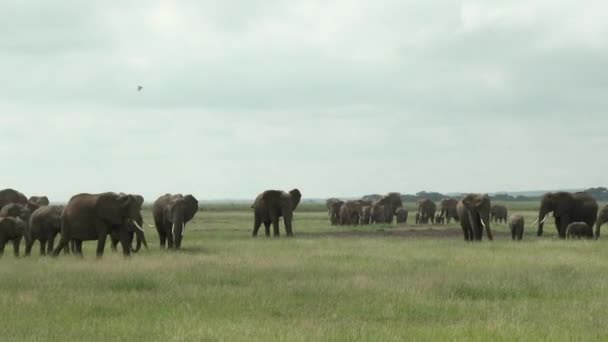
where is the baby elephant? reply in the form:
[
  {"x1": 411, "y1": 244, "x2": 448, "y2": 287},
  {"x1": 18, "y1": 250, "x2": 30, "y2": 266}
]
[
  {"x1": 435, "y1": 214, "x2": 445, "y2": 224},
  {"x1": 509, "y1": 215, "x2": 524, "y2": 240},
  {"x1": 566, "y1": 222, "x2": 593, "y2": 239},
  {"x1": 395, "y1": 208, "x2": 408, "y2": 224}
]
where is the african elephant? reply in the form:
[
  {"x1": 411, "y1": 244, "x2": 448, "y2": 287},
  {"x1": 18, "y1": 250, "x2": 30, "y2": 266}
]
[
  {"x1": 361, "y1": 206, "x2": 371, "y2": 225},
  {"x1": 28, "y1": 196, "x2": 49, "y2": 208},
  {"x1": 340, "y1": 201, "x2": 361, "y2": 226},
  {"x1": 153, "y1": 194, "x2": 199, "y2": 249},
  {"x1": 52, "y1": 192, "x2": 145, "y2": 257},
  {"x1": 417, "y1": 199, "x2": 437, "y2": 224},
  {"x1": 509, "y1": 215, "x2": 524, "y2": 241},
  {"x1": 25, "y1": 205, "x2": 65, "y2": 256},
  {"x1": 373, "y1": 193, "x2": 402, "y2": 224},
  {"x1": 0, "y1": 188, "x2": 27, "y2": 211},
  {"x1": 566, "y1": 222, "x2": 593, "y2": 239},
  {"x1": 535, "y1": 192, "x2": 598, "y2": 239},
  {"x1": 326, "y1": 198, "x2": 340, "y2": 216},
  {"x1": 0, "y1": 203, "x2": 32, "y2": 221},
  {"x1": 0, "y1": 217, "x2": 27, "y2": 257},
  {"x1": 252, "y1": 189, "x2": 301, "y2": 237},
  {"x1": 435, "y1": 213, "x2": 445, "y2": 224},
  {"x1": 456, "y1": 194, "x2": 493, "y2": 241},
  {"x1": 490, "y1": 204, "x2": 508, "y2": 223},
  {"x1": 370, "y1": 204, "x2": 385, "y2": 224},
  {"x1": 111, "y1": 195, "x2": 147, "y2": 253},
  {"x1": 395, "y1": 208, "x2": 408, "y2": 224},
  {"x1": 328, "y1": 200, "x2": 344, "y2": 225},
  {"x1": 439, "y1": 198, "x2": 459, "y2": 223},
  {"x1": 596, "y1": 205, "x2": 608, "y2": 238}
]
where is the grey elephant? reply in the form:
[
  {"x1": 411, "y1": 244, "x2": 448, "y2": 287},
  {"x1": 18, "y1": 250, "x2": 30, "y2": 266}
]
[
  {"x1": 252, "y1": 189, "x2": 301, "y2": 237},
  {"x1": 340, "y1": 200, "x2": 369, "y2": 226},
  {"x1": 111, "y1": 195, "x2": 148, "y2": 253},
  {"x1": 395, "y1": 208, "x2": 408, "y2": 224},
  {"x1": 52, "y1": 192, "x2": 145, "y2": 257},
  {"x1": 372, "y1": 193, "x2": 402, "y2": 224},
  {"x1": 456, "y1": 194, "x2": 493, "y2": 241},
  {"x1": 25, "y1": 205, "x2": 65, "y2": 256},
  {"x1": 370, "y1": 204, "x2": 385, "y2": 224},
  {"x1": 326, "y1": 198, "x2": 340, "y2": 216},
  {"x1": 416, "y1": 199, "x2": 437, "y2": 224},
  {"x1": 439, "y1": 198, "x2": 459, "y2": 223},
  {"x1": 434, "y1": 213, "x2": 445, "y2": 224},
  {"x1": 153, "y1": 194, "x2": 199, "y2": 249},
  {"x1": 0, "y1": 217, "x2": 27, "y2": 257},
  {"x1": 328, "y1": 200, "x2": 344, "y2": 226},
  {"x1": 534, "y1": 192, "x2": 598, "y2": 239},
  {"x1": 0, "y1": 188, "x2": 27, "y2": 211},
  {"x1": 490, "y1": 204, "x2": 508, "y2": 223},
  {"x1": 566, "y1": 222, "x2": 593, "y2": 239},
  {"x1": 596, "y1": 205, "x2": 608, "y2": 239},
  {"x1": 509, "y1": 215, "x2": 524, "y2": 240},
  {"x1": 360, "y1": 206, "x2": 371, "y2": 225},
  {"x1": 28, "y1": 195, "x2": 49, "y2": 208}
]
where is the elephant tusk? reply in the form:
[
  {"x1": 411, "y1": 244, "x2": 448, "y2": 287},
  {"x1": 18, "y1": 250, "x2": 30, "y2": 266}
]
[
  {"x1": 480, "y1": 218, "x2": 486, "y2": 228},
  {"x1": 132, "y1": 221, "x2": 145, "y2": 232},
  {"x1": 529, "y1": 218, "x2": 539, "y2": 227},
  {"x1": 146, "y1": 223, "x2": 155, "y2": 229},
  {"x1": 172, "y1": 223, "x2": 175, "y2": 236},
  {"x1": 539, "y1": 214, "x2": 548, "y2": 224},
  {"x1": 182, "y1": 223, "x2": 185, "y2": 237}
]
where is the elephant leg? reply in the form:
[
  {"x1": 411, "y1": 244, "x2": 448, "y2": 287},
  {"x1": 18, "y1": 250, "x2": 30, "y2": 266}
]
[
  {"x1": 110, "y1": 236, "x2": 119, "y2": 252},
  {"x1": 252, "y1": 213, "x2": 262, "y2": 237},
  {"x1": 263, "y1": 221, "x2": 271, "y2": 237},
  {"x1": 119, "y1": 231, "x2": 131, "y2": 257},
  {"x1": 25, "y1": 239, "x2": 34, "y2": 257},
  {"x1": 38, "y1": 240, "x2": 46, "y2": 256},
  {"x1": 167, "y1": 232, "x2": 174, "y2": 249},
  {"x1": 52, "y1": 236, "x2": 70, "y2": 257},
  {"x1": 271, "y1": 217, "x2": 280, "y2": 237},
  {"x1": 13, "y1": 237, "x2": 22, "y2": 257},
  {"x1": 0, "y1": 240, "x2": 5, "y2": 257},
  {"x1": 159, "y1": 232, "x2": 167, "y2": 248},
  {"x1": 73, "y1": 240, "x2": 83, "y2": 256},
  {"x1": 47, "y1": 237, "x2": 55, "y2": 255},
  {"x1": 283, "y1": 215, "x2": 294, "y2": 237},
  {"x1": 96, "y1": 234, "x2": 108, "y2": 258}
]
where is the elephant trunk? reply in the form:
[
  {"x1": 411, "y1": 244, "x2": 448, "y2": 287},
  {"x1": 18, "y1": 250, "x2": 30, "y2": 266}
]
[
  {"x1": 536, "y1": 206, "x2": 549, "y2": 236},
  {"x1": 596, "y1": 216, "x2": 606, "y2": 239}
]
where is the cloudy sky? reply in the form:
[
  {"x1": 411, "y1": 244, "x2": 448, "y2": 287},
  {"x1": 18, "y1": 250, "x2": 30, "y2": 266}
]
[{"x1": 1, "y1": 1, "x2": 607, "y2": 201}]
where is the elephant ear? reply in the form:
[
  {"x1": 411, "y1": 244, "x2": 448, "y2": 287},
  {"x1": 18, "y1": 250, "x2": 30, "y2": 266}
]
[
  {"x1": 97, "y1": 193, "x2": 129, "y2": 225},
  {"x1": 183, "y1": 195, "x2": 199, "y2": 222},
  {"x1": 289, "y1": 189, "x2": 302, "y2": 210}
]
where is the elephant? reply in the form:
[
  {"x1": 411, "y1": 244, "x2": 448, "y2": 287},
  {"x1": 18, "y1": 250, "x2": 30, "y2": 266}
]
[
  {"x1": 566, "y1": 222, "x2": 593, "y2": 239},
  {"x1": 328, "y1": 200, "x2": 344, "y2": 226},
  {"x1": 360, "y1": 206, "x2": 371, "y2": 225},
  {"x1": 373, "y1": 193, "x2": 402, "y2": 224},
  {"x1": 509, "y1": 215, "x2": 524, "y2": 240},
  {"x1": 596, "y1": 205, "x2": 608, "y2": 238},
  {"x1": 370, "y1": 204, "x2": 385, "y2": 224},
  {"x1": 110, "y1": 195, "x2": 148, "y2": 253},
  {"x1": 52, "y1": 192, "x2": 146, "y2": 257},
  {"x1": 490, "y1": 204, "x2": 508, "y2": 223},
  {"x1": 28, "y1": 196, "x2": 49, "y2": 208},
  {"x1": 252, "y1": 189, "x2": 301, "y2": 237},
  {"x1": 456, "y1": 194, "x2": 493, "y2": 241},
  {"x1": 0, "y1": 188, "x2": 27, "y2": 211},
  {"x1": 0, "y1": 217, "x2": 27, "y2": 257},
  {"x1": 25, "y1": 205, "x2": 65, "y2": 256},
  {"x1": 535, "y1": 192, "x2": 598, "y2": 239},
  {"x1": 340, "y1": 201, "x2": 360, "y2": 226},
  {"x1": 153, "y1": 194, "x2": 199, "y2": 249},
  {"x1": 0, "y1": 203, "x2": 32, "y2": 221},
  {"x1": 326, "y1": 198, "x2": 340, "y2": 216},
  {"x1": 416, "y1": 199, "x2": 437, "y2": 224},
  {"x1": 439, "y1": 198, "x2": 459, "y2": 223},
  {"x1": 395, "y1": 208, "x2": 408, "y2": 224},
  {"x1": 435, "y1": 213, "x2": 445, "y2": 224}
]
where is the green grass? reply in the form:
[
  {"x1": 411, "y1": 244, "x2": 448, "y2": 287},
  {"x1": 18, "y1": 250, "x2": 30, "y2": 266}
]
[{"x1": 1, "y1": 207, "x2": 608, "y2": 341}]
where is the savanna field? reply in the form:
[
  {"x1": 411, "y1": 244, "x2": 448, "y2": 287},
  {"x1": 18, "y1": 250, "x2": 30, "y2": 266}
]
[{"x1": 2, "y1": 202, "x2": 608, "y2": 341}]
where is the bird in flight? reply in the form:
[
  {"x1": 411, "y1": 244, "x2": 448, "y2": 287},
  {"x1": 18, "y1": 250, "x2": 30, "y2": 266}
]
[{"x1": 137, "y1": 85, "x2": 143, "y2": 91}]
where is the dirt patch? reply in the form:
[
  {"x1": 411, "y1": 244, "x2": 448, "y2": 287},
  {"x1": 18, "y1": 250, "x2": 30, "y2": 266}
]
[{"x1": 300, "y1": 227, "x2": 510, "y2": 240}]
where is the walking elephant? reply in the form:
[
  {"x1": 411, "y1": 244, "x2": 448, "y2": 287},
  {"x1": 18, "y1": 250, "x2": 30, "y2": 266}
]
[
  {"x1": 153, "y1": 194, "x2": 199, "y2": 249},
  {"x1": 373, "y1": 193, "x2": 402, "y2": 224},
  {"x1": 370, "y1": 204, "x2": 385, "y2": 224},
  {"x1": 0, "y1": 217, "x2": 27, "y2": 257},
  {"x1": 52, "y1": 192, "x2": 146, "y2": 257},
  {"x1": 0, "y1": 188, "x2": 27, "y2": 211},
  {"x1": 457, "y1": 194, "x2": 493, "y2": 241},
  {"x1": 566, "y1": 222, "x2": 593, "y2": 239},
  {"x1": 328, "y1": 199, "x2": 344, "y2": 225},
  {"x1": 509, "y1": 215, "x2": 524, "y2": 240},
  {"x1": 417, "y1": 199, "x2": 437, "y2": 224},
  {"x1": 361, "y1": 206, "x2": 371, "y2": 225},
  {"x1": 111, "y1": 195, "x2": 147, "y2": 253},
  {"x1": 252, "y1": 189, "x2": 301, "y2": 237},
  {"x1": 534, "y1": 192, "x2": 598, "y2": 239},
  {"x1": 439, "y1": 198, "x2": 459, "y2": 223},
  {"x1": 395, "y1": 208, "x2": 408, "y2": 224},
  {"x1": 25, "y1": 205, "x2": 64, "y2": 256},
  {"x1": 490, "y1": 204, "x2": 508, "y2": 223}
]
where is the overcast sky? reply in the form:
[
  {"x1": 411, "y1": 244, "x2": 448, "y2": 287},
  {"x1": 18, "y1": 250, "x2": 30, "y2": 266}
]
[{"x1": 1, "y1": 1, "x2": 607, "y2": 201}]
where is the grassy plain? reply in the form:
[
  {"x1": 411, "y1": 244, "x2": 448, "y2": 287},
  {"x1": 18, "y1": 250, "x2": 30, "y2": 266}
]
[{"x1": 1, "y1": 202, "x2": 608, "y2": 341}]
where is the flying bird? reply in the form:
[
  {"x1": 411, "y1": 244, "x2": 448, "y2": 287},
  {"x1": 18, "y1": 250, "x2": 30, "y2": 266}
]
[{"x1": 137, "y1": 85, "x2": 143, "y2": 91}]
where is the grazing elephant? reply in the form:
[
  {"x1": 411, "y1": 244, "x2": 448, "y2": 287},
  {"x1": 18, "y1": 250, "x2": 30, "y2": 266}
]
[
  {"x1": 490, "y1": 204, "x2": 508, "y2": 223},
  {"x1": 370, "y1": 204, "x2": 385, "y2": 224},
  {"x1": 328, "y1": 200, "x2": 344, "y2": 226},
  {"x1": 0, "y1": 217, "x2": 27, "y2": 257},
  {"x1": 395, "y1": 208, "x2": 408, "y2": 224},
  {"x1": 417, "y1": 199, "x2": 437, "y2": 224},
  {"x1": 566, "y1": 222, "x2": 593, "y2": 239},
  {"x1": 456, "y1": 194, "x2": 493, "y2": 241},
  {"x1": 535, "y1": 192, "x2": 598, "y2": 239},
  {"x1": 0, "y1": 188, "x2": 28, "y2": 211},
  {"x1": 373, "y1": 193, "x2": 402, "y2": 224},
  {"x1": 110, "y1": 195, "x2": 148, "y2": 253},
  {"x1": 435, "y1": 213, "x2": 445, "y2": 224},
  {"x1": 252, "y1": 189, "x2": 300, "y2": 237},
  {"x1": 509, "y1": 215, "x2": 524, "y2": 240},
  {"x1": 153, "y1": 194, "x2": 199, "y2": 249},
  {"x1": 439, "y1": 198, "x2": 459, "y2": 223},
  {"x1": 360, "y1": 206, "x2": 371, "y2": 225},
  {"x1": 52, "y1": 192, "x2": 145, "y2": 257},
  {"x1": 596, "y1": 205, "x2": 608, "y2": 239},
  {"x1": 25, "y1": 205, "x2": 64, "y2": 256}
]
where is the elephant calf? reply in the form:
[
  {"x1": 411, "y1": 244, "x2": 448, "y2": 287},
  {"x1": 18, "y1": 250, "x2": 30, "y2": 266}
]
[
  {"x1": 435, "y1": 214, "x2": 445, "y2": 224},
  {"x1": 25, "y1": 205, "x2": 64, "y2": 256},
  {"x1": 395, "y1": 208, "x2": 408, "y2": 224},
  {"x1": 566, "y1": 222, "x2": 593, "y2": 239},
  {"x1": 509, "y1": 215, "x2": 524, "y2": 240},
  {"x1": 0, "y1": 217, "x2": 27, "y2": 257}
]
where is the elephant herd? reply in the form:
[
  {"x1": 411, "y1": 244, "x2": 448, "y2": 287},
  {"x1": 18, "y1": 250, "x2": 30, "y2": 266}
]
[
  {"x1": 326, "y1": 193, "x2": 405, "y2": 226},
  {"x1": 0, "y1": 188, "x2": 199, "y2": 258}
]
